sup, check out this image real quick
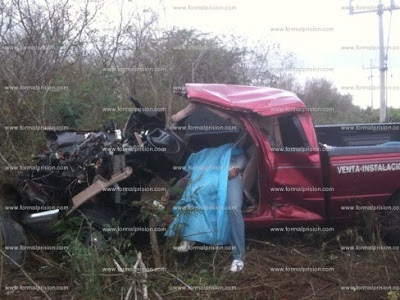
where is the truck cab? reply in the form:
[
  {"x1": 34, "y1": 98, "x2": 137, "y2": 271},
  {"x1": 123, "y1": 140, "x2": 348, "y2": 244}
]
[{"x1": 173, "y1": 84, "x2": 400, "y2": 232}]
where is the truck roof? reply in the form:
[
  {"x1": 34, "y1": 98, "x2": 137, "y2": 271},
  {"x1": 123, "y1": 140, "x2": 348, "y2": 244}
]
[{"x1": 185, "y1": 83, "x2": 306, "y2": 116}]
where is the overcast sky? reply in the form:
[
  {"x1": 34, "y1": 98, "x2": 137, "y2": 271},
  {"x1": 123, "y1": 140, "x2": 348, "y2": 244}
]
[{"x1": 99, "y1": 0, "x2": 400, "y2": 109}]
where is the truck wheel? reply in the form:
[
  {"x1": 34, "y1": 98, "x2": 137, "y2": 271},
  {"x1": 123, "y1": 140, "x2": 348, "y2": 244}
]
[
  {"x1": 0, "y1": 217, "x2": 27, "y2": 269},
  {"x1": 0, "y1": 184, "x2": 23, "y2": 221},
  {"x1": 379, "y1": 194, "x2": 400, "y2": 246},
  {"x1": 29, "y1": 222, "x2": 58, "y2": 239}
]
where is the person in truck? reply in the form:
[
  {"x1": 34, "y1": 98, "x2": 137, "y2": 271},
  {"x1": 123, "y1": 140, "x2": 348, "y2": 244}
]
[
  {"x1": 165, "y1": 145, "x2": 248, "y2": 272},
  {"x1": 166, "y1": 104, "x2": 250, "y2": 272},
  {"x1": 226, "y1": 151, "x2": 248, "y2": 272}
]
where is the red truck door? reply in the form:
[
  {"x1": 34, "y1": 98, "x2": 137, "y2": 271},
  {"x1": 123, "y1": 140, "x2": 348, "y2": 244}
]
[{"x1": 264, "y1": 112, "x2": 326, "y2": 224}]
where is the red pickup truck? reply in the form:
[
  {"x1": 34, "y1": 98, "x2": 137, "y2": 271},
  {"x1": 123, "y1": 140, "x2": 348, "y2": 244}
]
[
  {"x1": 3, "y1": 83, "x2": 400, "y2": 267},
  {"x1": 172, "y1": 84, "x2": 400, "y2": 241}
]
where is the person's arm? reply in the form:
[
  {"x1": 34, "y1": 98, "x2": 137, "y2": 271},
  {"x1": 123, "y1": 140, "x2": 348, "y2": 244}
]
[
  {"x1": 228, "y1": 154, "x2": 247, "y2": 180},
  {"x1": 174, "y1": 172, "x2": 191, "y2": 189},
  {"x1": 171, "y1": 103, "x2": 197, "y2": 126},
  {"x1": 206, "y1": 107, "x2": 243, "y2": 128},
  {"x1": 228, "y1": 168, "x2": 240, "y2": 180}
]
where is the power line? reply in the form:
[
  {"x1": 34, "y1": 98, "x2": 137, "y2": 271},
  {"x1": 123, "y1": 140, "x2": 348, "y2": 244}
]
[
  {"x1": 349, "y1": 0, "x2": 400, "y2": 122},
  {"x1": 363, "y1": 59, "x2": 378, "y2": 108}
]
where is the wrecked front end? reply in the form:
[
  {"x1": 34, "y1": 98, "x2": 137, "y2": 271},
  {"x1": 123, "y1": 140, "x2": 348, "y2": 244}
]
[{"x1": 1, "y1": 100, "x2": 183, "y2": 245}]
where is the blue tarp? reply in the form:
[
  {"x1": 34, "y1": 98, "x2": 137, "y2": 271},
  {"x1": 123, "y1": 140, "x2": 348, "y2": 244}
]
[{"x1": 166, "y1": 143, "x2": 243, "y2": 245}]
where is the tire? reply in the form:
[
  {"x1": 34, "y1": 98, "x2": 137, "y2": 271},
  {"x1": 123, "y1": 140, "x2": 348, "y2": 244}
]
[
  {"x1": 28, "y1": 221, "x2": 58, "y2": 239},
  {"x1": 0, "y1": 184, "x2": 24, "y2": 221},
  {"x1": 0, "y1": 217, "x2": 27, "y2": 269},
  {"x1": 379, "y1": 194, "x2": 400, "y2": 246}
]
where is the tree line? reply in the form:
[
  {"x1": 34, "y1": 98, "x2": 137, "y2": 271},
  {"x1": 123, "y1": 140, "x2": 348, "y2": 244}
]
[{"x1": 0, "y1": 0, "x2": 397, "y2": 171}]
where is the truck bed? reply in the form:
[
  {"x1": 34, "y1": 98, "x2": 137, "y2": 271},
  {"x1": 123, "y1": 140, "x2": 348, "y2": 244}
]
[
  {"x1": 321, "y1": 138, "x2": 400, "y2": 221},
  {"x1": 315, "y1": 123, "x2": 400, "y2": 147}
]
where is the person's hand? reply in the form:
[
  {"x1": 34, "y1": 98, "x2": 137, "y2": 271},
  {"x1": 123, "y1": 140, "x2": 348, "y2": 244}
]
[{"x1": 228, "y1": 168, "x2": 240, "y2": 180}]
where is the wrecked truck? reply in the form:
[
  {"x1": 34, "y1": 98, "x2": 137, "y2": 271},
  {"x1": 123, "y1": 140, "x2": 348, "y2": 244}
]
[{"x1": 2, "y1": 83, "x2": 400, "y2": 266}]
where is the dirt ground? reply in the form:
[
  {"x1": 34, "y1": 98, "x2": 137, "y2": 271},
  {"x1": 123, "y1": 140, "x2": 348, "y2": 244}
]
[{"x1": 1, "y1": 226, "x2": 400, "y2": 300}]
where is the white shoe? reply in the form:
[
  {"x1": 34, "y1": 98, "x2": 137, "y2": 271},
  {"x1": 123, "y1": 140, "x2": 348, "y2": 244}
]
[
  {"x1": 175, "y1": 240, "x2": 195, "y2": 252},
  {"x1": 230, "y1": 259, "x2": 244, "y2": 272}
]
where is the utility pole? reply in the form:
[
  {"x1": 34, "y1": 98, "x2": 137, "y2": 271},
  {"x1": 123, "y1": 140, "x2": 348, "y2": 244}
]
[
  {"x1": 378, "y1": 0, "x2": 386, "y2": 122},
  {"x1": 349, "y1": 0, "x2": 400, "y2": 122},
  {"x1": 363, "y1": 59, "x2": 377, "y2": 108}
]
